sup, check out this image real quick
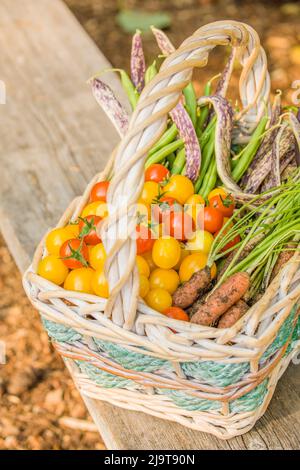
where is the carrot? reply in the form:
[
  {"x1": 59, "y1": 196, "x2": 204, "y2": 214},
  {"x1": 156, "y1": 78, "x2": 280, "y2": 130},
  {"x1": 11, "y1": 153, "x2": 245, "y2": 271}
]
[
  {"x1": 217, "y1": 299, "x2": 248, "y2": 328},
  {"x1": 172, "y1": 267, "x2": 211, "y2": 309},
  {"x1": 190, "y1": 272, "x2": 250, "y2": 326}
]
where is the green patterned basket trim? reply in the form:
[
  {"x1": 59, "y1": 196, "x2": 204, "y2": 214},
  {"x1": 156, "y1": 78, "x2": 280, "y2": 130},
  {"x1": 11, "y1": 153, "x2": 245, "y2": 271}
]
[
  {"x1": 42, "y1": 318, "x2": 82, "y2": 343},
  {"x1": 160, "y1": 379, "x2": 269, "y2": 413},
  {"x1": 160, "y1": 389, "x2": 221, "y2": 411},
  {"x1": 261, "y1": 305, "x2": 298, "y2": 362},
  {"x1": 285, "y1": 314, "x2": 300, "y2": 355},
  {"x1": 94, "y1": 338, "x2": 169, "y2": 372},
  {"x1": 229, "y1": 378, "x2": 269, "y2": 413},
  {"x1": 75, "y1": 360, "x2": 136, "y2": 388},
  {"x1": 181, "y1": 361, "x2": 250, "y2": 387}
]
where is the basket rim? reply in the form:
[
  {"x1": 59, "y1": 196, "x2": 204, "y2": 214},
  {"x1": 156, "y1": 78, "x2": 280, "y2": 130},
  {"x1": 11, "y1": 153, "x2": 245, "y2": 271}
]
[{"x1": 22, "y1": 184, "x2": 300, "y2": 365}]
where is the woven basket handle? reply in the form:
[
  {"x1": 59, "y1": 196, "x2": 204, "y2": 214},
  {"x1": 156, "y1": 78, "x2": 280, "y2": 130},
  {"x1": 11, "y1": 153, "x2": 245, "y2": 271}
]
[{"x1": 102, "y1": 20, "x2": 270, "y2": 330}]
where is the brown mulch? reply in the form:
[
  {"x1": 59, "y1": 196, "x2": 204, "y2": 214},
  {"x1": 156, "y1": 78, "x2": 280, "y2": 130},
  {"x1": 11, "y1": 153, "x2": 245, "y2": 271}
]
[
  {"x1": 65, "y1": 0, "x2": 300, "y2": 103},
  {"x1": 0, "y1": 235, "x2": 104, "y2": 450}
]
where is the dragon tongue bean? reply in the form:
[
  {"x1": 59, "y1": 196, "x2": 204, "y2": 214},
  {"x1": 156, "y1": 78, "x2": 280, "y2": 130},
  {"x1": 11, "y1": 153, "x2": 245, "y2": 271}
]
[{"x1": 91, "y1": 78, "x2": 129, "y2": 137}]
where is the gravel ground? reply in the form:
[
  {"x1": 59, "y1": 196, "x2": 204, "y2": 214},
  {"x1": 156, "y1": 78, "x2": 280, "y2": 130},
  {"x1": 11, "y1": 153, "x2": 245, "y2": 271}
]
[
  {"x1": 65, "y1": 0, "x2": 300, "y2": 102},
  {"x1": 1, "y1": 0, "x2": 300, "y2": 450},
  {"x1": 0, "y1": 235, "x2": 104, "y2": 450}
]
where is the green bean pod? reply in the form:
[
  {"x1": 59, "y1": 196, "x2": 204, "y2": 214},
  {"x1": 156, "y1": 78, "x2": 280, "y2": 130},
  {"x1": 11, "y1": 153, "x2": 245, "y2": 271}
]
[
  {"x1": 148, "y1": 123, "x2": 178, "y2": 156},
  {"x1": 166, "y1": 152, "x2": 176, "y2": 167},
  {"x1": 145, "y1": 60, "x2": 158, "y2": 84},
  {"x1": 232, "y1": 116, "x2": 269, "y2": 182},
  {"x1": 200, "y1": 157, "x2": 217, "y2": 198},
  {"x1": 118, "y1": 69, "x2": 139, "y2": 109},
  {"x1": 196, "y1": 81, "x2": 212, "y2": 136},
  {"x1": 194, "y1": 124, "x2": 216, "y2": 192},
  {"x1": 199, "y1": 116, "x2": 217, "y2": 147},
  {"x1": 145, "y1": 139, "x2": 184, "y2": 168},
  {"x1": 171, "y1": 148, "x2": 186, "y2": 174},
  {"x1": 183, "y1": 83, "x2": 197, "y2": 126}
]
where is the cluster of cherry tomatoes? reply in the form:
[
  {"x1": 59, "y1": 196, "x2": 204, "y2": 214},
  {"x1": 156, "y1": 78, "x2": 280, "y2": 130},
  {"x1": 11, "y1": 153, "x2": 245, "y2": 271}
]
[
  {"x1": 38, "y1": 181, "x2": 110, "y2": 298},
  {"x1": 135, "y1": 164, "x2": 238, "y2": 320},
  {"x1": 38, "y1": 163, "x2": 238, "y2": 322}
]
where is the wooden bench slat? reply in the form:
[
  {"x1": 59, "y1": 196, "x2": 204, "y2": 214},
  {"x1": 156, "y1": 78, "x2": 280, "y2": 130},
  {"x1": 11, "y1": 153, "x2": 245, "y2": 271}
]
[{"x1": 1, "y1": 0, "x2": 299, "y2": 450}]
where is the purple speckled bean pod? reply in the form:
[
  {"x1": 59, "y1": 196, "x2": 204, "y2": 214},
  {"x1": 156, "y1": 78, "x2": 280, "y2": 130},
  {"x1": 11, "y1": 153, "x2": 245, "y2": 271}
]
[
  {"x1": 244, "y1": 123, "x2": 292, "y2": 193},
  {"x1": 261, "y1": 124, "x2": 284, "y2": 191},
  {"x1": 130, "y1": 30, "x2": 146, "y2": 93},
  {"x1": 206, "y1": 51, "x2": 236, "y2": 124},
  {"x1": 151, "y1": 26, "x2": 175, "y2": 55},
  {"x1": 289, "y1": 112, "x2": 300, "y2": 166},
  {"x1": 279, "y1": 147, "x2": 296, "y2": 175},
  {"x1": 169, "y1": 103, "x2": 201, "y2": 181},
  {"x1": 281, "y1": 160, "x2": 297, "y2": 181},
  {"x1": 240, "y1": 92, "x2": 281, "y2": 187},
  {"x1": 91, "y1": 78, "x2": 129, "y2": 137},
  {"x1": 198, "y1": 95, "x2": 242, "y2": 193},
  {"x1": 215, "y1": 49, "x2": 236, "y2": 98},
  {"x1": 259, "y1": 111, "x2": 300, "y2": 191}
]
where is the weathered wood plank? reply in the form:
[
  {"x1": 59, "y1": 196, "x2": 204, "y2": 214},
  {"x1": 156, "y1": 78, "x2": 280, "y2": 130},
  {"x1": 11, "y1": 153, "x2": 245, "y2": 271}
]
[{"x1": 0, "y1": 0, "x2": 299, "y2": 450}]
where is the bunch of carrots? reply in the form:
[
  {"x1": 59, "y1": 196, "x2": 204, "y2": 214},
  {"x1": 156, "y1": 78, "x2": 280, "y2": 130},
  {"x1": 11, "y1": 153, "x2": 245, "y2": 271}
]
[{"x1": 38, "y1": 28, "x2": 300, "y2": 329}]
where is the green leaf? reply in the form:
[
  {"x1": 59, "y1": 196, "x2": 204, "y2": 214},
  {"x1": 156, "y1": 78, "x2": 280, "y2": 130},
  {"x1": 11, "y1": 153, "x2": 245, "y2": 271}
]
[{"x1": 116, "y1": 10, "x2": 171, "y2": 33}]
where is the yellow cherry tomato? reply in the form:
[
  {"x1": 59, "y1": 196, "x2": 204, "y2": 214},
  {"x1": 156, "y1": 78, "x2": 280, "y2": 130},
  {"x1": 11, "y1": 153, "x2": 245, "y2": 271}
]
[
  {"x1": 179, "y1": 253, "x2": 208, "y2": 283},
  {"x1": 139, "y1": 274, "x2": 150, "y2": 298},
  {"x1": 149, "y1": 268, "x2": 180, "y2": 294},
  {"x1": 174, "y1": 246, "x2": 190, "y2": 271},
  {"x1": 207, "y1": 187, "x2": 228, "y2": 201},
  {"x1": 91, "y1": 270, "x2": 109, "y2": 298},
  {"x1": 141, "y1": 181, "x2": 160, "y2": 206},
  {"x1": 64, "y1": 267, "x2": 94, "y2": 294},
  {"x1": 185, "y1": 194, "x2": 205, "y2": 226},
  {"x1": 164, "y1": 175, "x2": 194, "y2": 205},
  {"x1": 145, "y1": 288, "x2": 172, "y2": 313},
  {"x1": 95, "y1": 202, "x2": 108, "y2": 218},
  {"x1": 45, "y1": 227, "x2": 75, "y2": 255},
  {"x1": 211, "y1": 262, "x2": 217, "y2": 279},
  {"x1": 89, "y1": 243, "x2": 107, "y2": 271},
  {"x1": 152, "y1": 237, "x2": 181, "y2": 269},
  {"x1": 65, "y1": 224, "x2": 80, "y2": 237},
  {"x1": 185, "y1": 194, "x2": 205, "y2": 206},
  {"x1": 186, "y1": 230, "x2": 214, "y2": 254},
  {"x1": 136, "y1": 255, "x2": 150, "y2": 277},
  {"x1": 142, "y1": 251, "x2": 157, "y2": 271},
  {"x1": 81, "y1": 201, "x2": 108, "y2": 218},
  {"x1": 38, "y1": 255, "x2": 69, "y2": 285}
]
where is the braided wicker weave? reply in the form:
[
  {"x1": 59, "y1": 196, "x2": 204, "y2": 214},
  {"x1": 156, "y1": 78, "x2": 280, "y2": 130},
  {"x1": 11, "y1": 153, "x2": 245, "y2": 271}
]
[{"x1": 23, "y1": 20, "x2": 300, "y2": 439}]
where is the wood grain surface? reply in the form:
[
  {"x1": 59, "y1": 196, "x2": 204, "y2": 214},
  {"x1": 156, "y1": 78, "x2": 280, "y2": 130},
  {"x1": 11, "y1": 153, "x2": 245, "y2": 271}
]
[{"x1": 0, "y1": 0, "x2": 299, "y2": 450}]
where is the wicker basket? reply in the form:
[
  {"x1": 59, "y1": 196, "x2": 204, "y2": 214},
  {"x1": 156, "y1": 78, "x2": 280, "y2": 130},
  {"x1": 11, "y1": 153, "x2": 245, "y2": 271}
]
[{"x1": 23, "y1": 20, "x2": 300, "y2": 439}]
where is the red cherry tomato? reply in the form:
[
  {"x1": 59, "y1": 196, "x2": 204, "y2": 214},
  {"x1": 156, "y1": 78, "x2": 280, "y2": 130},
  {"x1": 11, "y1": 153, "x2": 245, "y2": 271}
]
[
  {"x1": 60, "y1": 239, "x2": 89, "y2": 269},
  {"x1": 164, "y1": 307, "x2": 189, "y2": 322},
  {"x1": 90, "y1": 181, "x2": 109, "y2": 202},
  {"x1": 209, "y1": 194, "x2": 235, "y2": 217},
  {"x1": 136, "y1": 225, "x2": 155, "y2": 254},
  {"x1": 202, "y1": 207, "x2": 223, "y2": 233},
  {"x1": 164, "y1": 210, "x2": 195, "y2": 241},
  {"x1": 79, "y1": 215, "x2": 102, "y2": 245},
  {"x1": 152, "y1": 197, "x2": 180, "y2": 223},
  {"x1": 145, "y1": 164, "x2": 170, "y2": 184}
]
